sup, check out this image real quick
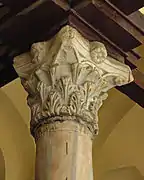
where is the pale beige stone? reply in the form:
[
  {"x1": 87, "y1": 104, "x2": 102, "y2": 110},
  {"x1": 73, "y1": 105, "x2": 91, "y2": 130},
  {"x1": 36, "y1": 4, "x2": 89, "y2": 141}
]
[
  {"x1": 35, "y1": 121, "x2": 93, "y2": 180},
  {"x1": 13, "y1": 25, "x2": 133, "y2": 180}
]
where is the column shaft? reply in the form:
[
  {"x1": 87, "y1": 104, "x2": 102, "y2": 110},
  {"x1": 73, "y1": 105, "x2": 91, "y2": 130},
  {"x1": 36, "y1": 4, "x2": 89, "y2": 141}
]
[{"x1": 35, "y1": 121, "x2": 93, "y2": 180}]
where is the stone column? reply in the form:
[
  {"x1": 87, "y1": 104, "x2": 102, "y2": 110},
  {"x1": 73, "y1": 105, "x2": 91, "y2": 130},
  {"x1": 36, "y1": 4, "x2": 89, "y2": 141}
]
[{"x1": 14, "y1": 25, "x2": 133, "y2": 180}]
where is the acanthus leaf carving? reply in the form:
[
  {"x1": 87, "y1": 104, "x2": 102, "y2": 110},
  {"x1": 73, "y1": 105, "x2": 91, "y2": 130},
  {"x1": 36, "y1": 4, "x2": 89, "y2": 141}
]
[{"x1": 14, "y1": 25, "x2": 133, "y2": 138}]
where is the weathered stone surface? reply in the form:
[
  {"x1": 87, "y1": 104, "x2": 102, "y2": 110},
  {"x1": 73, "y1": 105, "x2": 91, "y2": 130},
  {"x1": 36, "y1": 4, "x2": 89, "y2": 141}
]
[
  {"x1": 35, "y1": 121, "x2": 93, "y2": 180},
  {"x1": 14, "y1": 25, "x2": 133, "y2": 137}
]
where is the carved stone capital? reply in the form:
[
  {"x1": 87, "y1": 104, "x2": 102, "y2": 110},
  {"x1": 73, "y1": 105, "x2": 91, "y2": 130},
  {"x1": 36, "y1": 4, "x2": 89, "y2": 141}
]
[{"x1": 14, "y1": 25, "x2": 133, "y2": 138}]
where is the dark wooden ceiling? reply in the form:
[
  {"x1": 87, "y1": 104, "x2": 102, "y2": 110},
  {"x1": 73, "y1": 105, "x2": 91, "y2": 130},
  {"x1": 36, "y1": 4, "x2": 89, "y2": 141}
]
[{"x1": 0, "y1": 0, "x2": 144, "y2": 107}]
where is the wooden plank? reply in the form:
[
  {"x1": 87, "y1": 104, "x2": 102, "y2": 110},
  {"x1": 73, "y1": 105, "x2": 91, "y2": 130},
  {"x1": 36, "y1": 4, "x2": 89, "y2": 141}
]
[
  {"x1": 105, "y1": 0, "x2": 144, "y2": 36},
  {"x1": 1, "y1": 0, "x2": 36, "y2": 11},
  {"x1": 129, "y1": 11, "x2": 144, "y2": 32},
  {"x1": 93, "y1": 0, "x2": 144, "y2": 45},
  {"x1": 0, "y1": 0, "x2": 68, "y2": 54},
  {"x1": 52, "y1": 0, "x2": 69, "y2": 10},
  {"x1": 0, "y1": 0, "x2": 37, "y2": 24},
  {"x1": 132, "y1": 69, "x2": 144, "y2": 90},
  {"x1": 71, "y1": 0, "x2": 84, "y2": 7},
  {"x1": 74, "y1": 1, "x2": 142, "y2": 51},
  {"x1": 116, "y1": 82, "x2": 144, "y2": 108},
  {"x1": 109, "y1": 0, "x2": 144, "y2": 15}
]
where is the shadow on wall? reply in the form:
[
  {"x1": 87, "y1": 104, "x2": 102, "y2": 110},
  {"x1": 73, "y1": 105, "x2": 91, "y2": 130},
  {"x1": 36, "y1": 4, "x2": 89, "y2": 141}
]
[
  {"x1": 99, "y1": 166, "x2": 144, "y2": 180},
  {"x1": 0, "y1": 148, "x2": 5, "y2": 180}
]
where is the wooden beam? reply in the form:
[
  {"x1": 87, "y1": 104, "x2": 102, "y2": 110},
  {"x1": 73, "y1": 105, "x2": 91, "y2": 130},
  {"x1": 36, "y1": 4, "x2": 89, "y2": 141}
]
[
  {"x1": 71, "y1": 0, "x2": 84, "y2": 7},
  {"x1": 109, "y1": 0, "x2": 144, "y2": 15},
  {"x1": 0, "y1": 0, "x2": 37, "y2": 25},
  {"x1": 74, "y1": 0, "x2": 143, "y2": 51},
  {"x1": 1, "y1": 0, "x2": 36, "y2": 10},
  {"x1": 132, "y1": 69, "x2": 144, "y2": 90},
  {"x1": 0, "y1": 0, "x2": 68, "y2": 54},
  {"x1": 116, "y1": 82, "x2": 144, "y2": 108},
  {"x1": 129, "y1": 11, "x2": 144, "y2": 32}
]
